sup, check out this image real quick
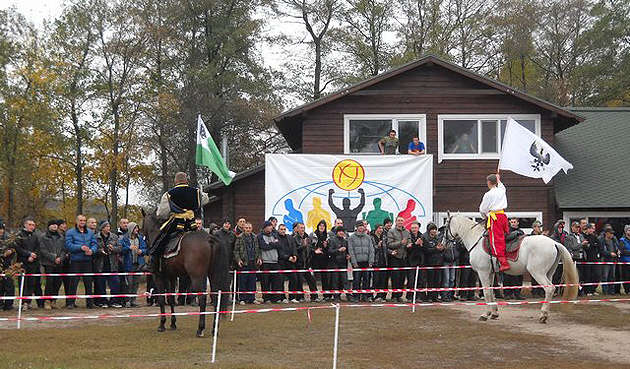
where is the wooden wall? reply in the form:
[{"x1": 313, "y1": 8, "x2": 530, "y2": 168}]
[
  {"x1": 205, "y1": 64, "x2": 569, "y2": 229},
  {"x1": 300, "y1": 65, "x2": 559, "y2": 227}
]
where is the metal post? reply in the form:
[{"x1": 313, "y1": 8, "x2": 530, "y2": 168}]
[
  {"x1": 332, "y1": 303, "x2": 340, "y2": 369},
  {"x1": 221, "y1": 137, "x2": 229, "y2": 167},
  {"x1": 230, "y1": 271, "x2": 237, "y2": 321},
  {"x1": 412, "y1": 266, "x2": 420, "y2": 313},
  {"x1": 211, "y1": 290, "x2": 222, "y2": 363},
  {"x1": 17, "y1": 273, "x2": 25, "y2": 329}
]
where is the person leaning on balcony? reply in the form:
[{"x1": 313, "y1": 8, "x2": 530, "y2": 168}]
[
  {"x1": 407, "y1": 137, "x2": 425, "y2": 155},
  {"x1": 378, "y1": 130, "x2": 399, "y2": 155}
]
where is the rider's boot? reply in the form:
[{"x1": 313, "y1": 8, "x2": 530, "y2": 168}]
[
  {"x1": 140, "y1": 254, "x2": 158, "y2": 273},
  {"x1": 498, "y1": 256, "x2": 511, "y2": 272}
]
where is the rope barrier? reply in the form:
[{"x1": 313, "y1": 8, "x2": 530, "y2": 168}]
[
  {"x1": 3, "y1": 280, "x2": 629, "y2": 301},
  {"x1": 2, "y1": 261, "x2": 629, "y2": 277}
]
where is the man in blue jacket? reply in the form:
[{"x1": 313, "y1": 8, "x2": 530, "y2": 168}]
[
  {"x1": 120, "y1": 222, "x2": 147, "y2": 307},
  {"x1": 65, "y1": 214, "x2": 98, "y2": 309}
]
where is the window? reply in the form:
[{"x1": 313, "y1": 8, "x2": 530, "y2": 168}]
[
  {"x1": 344, "y1": 114, "x2": 427, "y2": 154},
  {"x1": 563, "y1": 212, "x2": 630, "y2": 238},
  {"x1": 438, "y1": 114, "x2": 540, "y2": 162}
]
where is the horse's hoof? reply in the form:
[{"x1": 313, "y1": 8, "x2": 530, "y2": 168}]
[
  {"x1": 196, "y1": 330, "x2": 204, "y2": 338},
  {"x1": 170, "y1": 324, "x2": 177, "y2": 331},
  {"x1": 539, "y1": 316, "x2": 548, "y2": 324},
  {"x1": 490, "y1": 313, "x2": 499, "y2": 320},
  {"x1": 479, "y1": 315, "x2": 488, "y2": 321},
  {"x1": 157, "y1": 326, "x2": 166, "y2": 333}
]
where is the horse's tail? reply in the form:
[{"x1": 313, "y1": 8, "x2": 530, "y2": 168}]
[
  {"x1": 208, "y1": 234, "x2": 230, "y2": 313},
  {"x1": 556, "y1": 243, "x2": 579, "y2": 300}
]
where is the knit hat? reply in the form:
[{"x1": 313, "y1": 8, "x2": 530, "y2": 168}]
[
  {"x1": 355, "y1": 221, "x2": 364, "y2": 230},
  {"x1": 336, "y1": 226, "x2": 346, "y2": 233},
  {"x1": 47, "y1": 219, "x2": 58, "y2": 227},
  {"x1": 98, "y1": 220, "x2": 110, "y2": 231},
  {"x1": 55, "y1": 219, "x2": 66, "y2": 226}
]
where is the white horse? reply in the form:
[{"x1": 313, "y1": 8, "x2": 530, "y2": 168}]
[{"x1": 443, "y1": 214, "x2": 578, "y2": 323}]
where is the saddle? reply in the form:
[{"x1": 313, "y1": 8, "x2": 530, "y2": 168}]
[
  {"x1": 163, "y1": 233, "x2": 186, "y2": 259},
  {"x1": 482, "y1": 235, "x2": 526, "y2": 262}
]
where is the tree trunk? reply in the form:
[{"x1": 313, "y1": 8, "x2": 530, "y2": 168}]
[
  {"x1": 313, "y1": 41, "x2": 322, "y2": 100},
  {"x1": 110, "y1": 105, "x2": 120, "y2": 226},
  {"x1": 71, "y1": 100, "x2": 84, "y2": 215}
]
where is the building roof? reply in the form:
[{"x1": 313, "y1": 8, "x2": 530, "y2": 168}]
[
  {"x1": 554, "y1": 107, "x2": 630, "y2": 208},
  {"x1": 274, "y1": 55, "x2": 584, "y2": 149}
]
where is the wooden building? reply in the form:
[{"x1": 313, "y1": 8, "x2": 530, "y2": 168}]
[{"x1": 205, "y1": 55, "x2": 583, "y2": 231}]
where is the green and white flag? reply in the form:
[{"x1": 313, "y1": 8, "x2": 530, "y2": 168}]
[{"x1": 196, "y1": 115, "x2": 235, "y2": 185}]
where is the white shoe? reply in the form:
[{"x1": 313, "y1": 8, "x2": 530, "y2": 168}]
[
  {"x1": 400, "y1": 297, "x2": 408, "y2": 303},
  {"x1": 290, "y1": 299, "x2": 299, "y2": 303},
  {"x1": 282, "y1": 299, "x2": 289, "y2": 304},
  {"x1": 374, "y1": 297, "x2": 383, "y2": 303},
  {"x1": 239, "y1": 301, "x2": 246, "y2": 305},
  {"x1": 253, "y1": 300, "x2": 261, "y2": 305}
]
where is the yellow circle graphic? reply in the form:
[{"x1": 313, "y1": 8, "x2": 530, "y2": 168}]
[{"x1": 332, "y1": 159, "x2": 365, "y2": 191}]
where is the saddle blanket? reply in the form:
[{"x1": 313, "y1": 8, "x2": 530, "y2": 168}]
[{"x1": 483, "y1": 235, "x2": 526, "y2": 262}]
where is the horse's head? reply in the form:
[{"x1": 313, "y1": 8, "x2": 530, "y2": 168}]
[
  {"x1": 140, "y1": 207, "x2": 162, "y2": 245},
  {"x1": 443, "y1": 212, "x2": 477, "y2": 246}
]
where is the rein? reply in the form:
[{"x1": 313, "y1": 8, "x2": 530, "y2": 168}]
[{"x1": 444, "y1": 216, "x2": 485, "y2": 253}]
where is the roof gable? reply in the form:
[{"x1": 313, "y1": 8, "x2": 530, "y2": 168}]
[{"x1": 274, "y1": 55, "x2": 584, "y2": 123}]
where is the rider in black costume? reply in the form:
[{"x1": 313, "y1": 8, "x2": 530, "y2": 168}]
[{"x1": 144, "y1": 172, "x2": 209, "y2": 273}]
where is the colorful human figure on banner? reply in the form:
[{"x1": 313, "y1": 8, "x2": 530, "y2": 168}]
[
  {"x1": 328, "y1": 188, "x2": 365, "y2": 229},
  {"x1": 282, "y1": 199, "x2": 303, "y2": 232},
  {"x1": 306, "y1": 197, "x2": 331, "y2": 231},
  {"x1": 362, "y1": 197, "x2": 394, "y2": 231},
  {"x1": 397, "y1": 199, "x2": 417, "y2": 230}
]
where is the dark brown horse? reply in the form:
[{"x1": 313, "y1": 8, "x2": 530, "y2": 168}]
[{"x1": 141, "y1": 208, "x2": 229, "y2": 337}]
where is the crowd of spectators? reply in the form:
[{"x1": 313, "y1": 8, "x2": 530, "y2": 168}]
[{"x1": 1, "y1": 213, "x2": 629, "y2": 311}]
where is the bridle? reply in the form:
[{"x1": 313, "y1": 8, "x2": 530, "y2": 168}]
[{"x1": 443, "y1": 215, "x2": 485, "y2": 253}]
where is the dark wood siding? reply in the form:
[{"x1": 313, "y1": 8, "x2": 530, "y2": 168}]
[
  {"x1": 300, "y1": 64, "x2": 559, "y2": 227},
  {"x1": 204, "y1": 173, "x2": 266, "y2": 231}
]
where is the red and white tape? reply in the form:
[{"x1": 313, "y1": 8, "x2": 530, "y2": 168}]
[
  {"x1": 3, "y1": 298, "x2": 629, "y2": 323},
  {"x1": 4, "y1": 280, "x2": 629, "y2": 301},
  {"x1": 2, "y1": 261, "x2": 629, "y2": 278},
  {"x1": 0, "y1": 304, "x2": 335, "y2": 322}
]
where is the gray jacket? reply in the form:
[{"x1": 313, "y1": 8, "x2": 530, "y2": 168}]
[
  {"x1": 258, "y1": 231, "x2": 279, "y2": 263},
  {"x1": 39, "y1": 230, "x2": 68, "y2": 267},
  {"x1": 348, "y1": 232, "x2": 374, "y2": 267},
  {"x1": 564, "y1": 232, "x2": 585, "y2": 260},
  {"x1": 94, "y1": 232, "x2": 121, "y2": 272},
  {"x1": 387, "y1": 226, "x2": 410, "y2": 260}
]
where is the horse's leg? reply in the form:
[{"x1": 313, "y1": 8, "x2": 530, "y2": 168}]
[
  {"x1": 191, "y1": 277, "x2": 207, "y2": 337},
  {"x1": 530, "y1": 269, "x2": 554, "y2": 324},
  {"x1": 477, "y1": 271, "x2": 494, "y2": 321},
  {"x1": 169, "y1": 277, "x2": 177, "y2": 330},
  {"x1": 489, "y1": 272, "x2": 499, "y2": 319},
  {"x1": 155, "y1": 277, "x2": 166, "y2": 332}
]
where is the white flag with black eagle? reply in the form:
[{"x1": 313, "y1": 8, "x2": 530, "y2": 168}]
[{"x1": 499, "y1": 117, "x2": 573, "y2": 183}]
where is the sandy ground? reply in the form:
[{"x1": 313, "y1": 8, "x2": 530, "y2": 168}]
[{"x1": 1, "y1": 296, "x2": 629, "y2": 369}]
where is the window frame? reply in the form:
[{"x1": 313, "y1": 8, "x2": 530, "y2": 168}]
[
  {"x1": 437, "y1": 114, "x2": 541, "y2": 163},
  {"x1": 343, "y1": 114, "x2": 427, "y2": 155}
]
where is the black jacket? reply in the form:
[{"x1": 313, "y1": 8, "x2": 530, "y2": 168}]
[
  {"x1": 277, "y1": 233, "x2": 297, "y2": 263},
  {"x1": 583, "y1": 233, "x2": 601, "y2": 261},
  {"x1": 15, "y1": 229, "x2": 40, "y2": 265},
  {"x1": 293, "y1": 232, "x2": 311, "y2": 268},
  {"x1": 216, "y1": 228, "x2": 236, "y2": 267},
  {"x1": 372, "y1": 232, "x2": 387, "y2": 267},
  {"x1": 421, "y1": 232, "x2": 443, "y2": 266},
  {"x1": 39, "y1": 230, "x2": 68, "y2": 267},
  {"x1": 407, "y1": 231, "x2": 424, "y2": 266},
  {"x1": 328, "y1": 235, "x2": 349, "y2": 266}
]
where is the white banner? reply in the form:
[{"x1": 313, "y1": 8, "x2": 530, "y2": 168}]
[
  {"x1": 265, "y1": 154, "x2": 433, "y2": 233},
  {"x1": 499, "y1": 117, "x2": 573, "y2": 183}
]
